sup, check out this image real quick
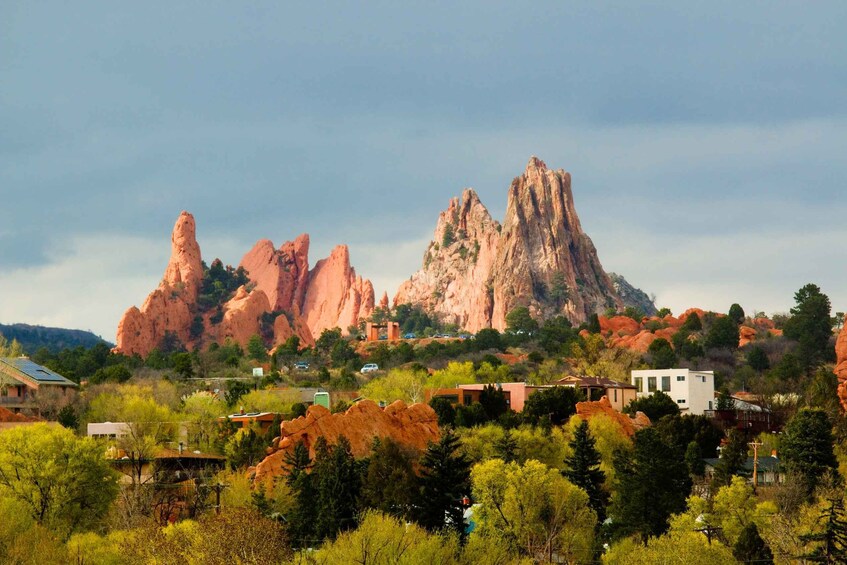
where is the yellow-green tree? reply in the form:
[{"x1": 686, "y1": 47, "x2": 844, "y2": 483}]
[
  {"x1": 181, "y1": 390, "x2": 227, "y2": 450},
  {"x1": 603, "y1": 530, "x2": 735, "y2": 564},
  {"x1": 471, "y1": 459, "x2": 596, "y2": 563},
  {"x1": 308, "y1": 510, "x2": 460, "y2": 565},
  {"x1": 0, "y1": 424, "x2": 118, "y2": 538},
  {"x1": 360, "y1": 368, "x2": 427, "y2": 404}
]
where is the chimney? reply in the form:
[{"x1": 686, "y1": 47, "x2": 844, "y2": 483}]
[
  {"x1": 240, "y1": 406, "x2": 245, "y2": 415},
  {"x1": 771, "y1": 450, "x2": 777, "y2": 458}
]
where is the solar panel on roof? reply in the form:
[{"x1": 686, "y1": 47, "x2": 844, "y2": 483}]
[{"x1": 2, "y1": 358, "x2": 75, "y2": 384}]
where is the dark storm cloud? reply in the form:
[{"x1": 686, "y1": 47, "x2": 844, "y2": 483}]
[{"x1": 1, "y1": 2, "x2": 845, "y2": 335}]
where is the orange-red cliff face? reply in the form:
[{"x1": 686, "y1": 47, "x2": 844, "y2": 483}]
[
  {"x1": 836, "y1": 316, "x2": 847, "y2": 410},
  {"x1": 115, "y1": 212, "x2": 373, "y2": 356},
  {"x1": 395, "y1": 157, "x2": 623, "y2": 331}
]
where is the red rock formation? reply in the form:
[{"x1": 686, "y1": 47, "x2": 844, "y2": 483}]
[
  {"x1": 379, "y1": 292, "x2": 389, "y2": 311},
  {"x1": 253, "y1": 399, "x2": 439, "y2": 484},
  {"x1": 835, "y1": 315, "x2": 847, "y2": 410},
  {"x1": 575, "y1": 396, "x2": 650, "y2": 437},
  {"x1": 216, "y1": 286, "x2": 271, "y2": 349},
  {"x1": 396, "y1": 158, "x2": 623, "y2": 331},
  {"x1": 600, "y1": 316, "x2": 642, "y2": 336},
  {"x1": 491, "y1": 157, "x2": 622, "y2": 327},
  {"x1": 239, "y1": 235, "x2": 310, "y2": 312},
  {"x1": 116, "y1": 212, "x2": 374, "y2": 355},
  {"x1": 115, "y1": 212, "x2": 202, "y2": 356},
  {"x1": 395, "y1": 188, "x2": 501, "y2": 331},
  {"x1": 303, "y1": 245, "x2": 374, "y2": 337}
]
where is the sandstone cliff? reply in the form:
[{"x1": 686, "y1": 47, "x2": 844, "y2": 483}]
[
  {"x1": 395, "y1": 157, "x2": 624, "y2": 331},
  {"x1": 609, "y1": 273, "x2": 658, "y2": 316},
  {"x1": 115, "y1": 212, "x2": 374, "y2": 356},
  {"x1": 253, "y1": 399, "x2": 439, "y2": 485}
]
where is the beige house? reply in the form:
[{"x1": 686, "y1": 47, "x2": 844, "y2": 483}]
[{"x1": 556, "y1": 375, "x2": 637, "y2": 412}]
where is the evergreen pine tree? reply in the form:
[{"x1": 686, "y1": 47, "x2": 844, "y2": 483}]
[
  {"x1": 494, "y1": 429, "x2": 518, "y2": 463},
  {"x1": 563, "y1": 419, "x2": 608, "y2": 523},
  {"x1": 313, "y1": 435, "x2": 361, "y2": 541},
  {"x1": 734, "y1": 523, "x2": 774, "y2": 564},
  {"x1": 611, "y1": 428, "x2": 692, "y2": 542},
  {"x1": 798, "y1": 496, "x2": 847, "y2": 563},
  {"x1": 414, "y1": 430, "x2": 471, "y2": 538},
  {"x1": 782, "y1": 408, "x2": 838, "y2": 496},
  {"x1": 283, "y1": 441, "x2": 316, "y2": 548},
  {"x1": 712, "y1": 429, "x2": 748, "y2": 488}
]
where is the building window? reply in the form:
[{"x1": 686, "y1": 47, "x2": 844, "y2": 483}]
[
  {"x1": 676, "y1": 375, "x2": 685, "y2": 381},
  {"x1": 677, "y1": 399, "x2": 685, "y2": 404},
  {"x1": 634, "y1": 377, "x2": 643, "y2": 392},
  {"x1": 647, "y1": 377, "x2": 657, "y2": 392},
  {"x1": 613, "y1": 389, "x2": 618, "y2": 402},
  {"x1": 661, "y1": 376, "x2": 671, "y2": 392}
]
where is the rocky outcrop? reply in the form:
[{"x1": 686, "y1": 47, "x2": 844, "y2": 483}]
[
  {"x1": 575, "y1": 396, "x2": 650, "y2": 437},
  {"x1": 609, "y1": 273, "x2": 658, "y2": 316},
  {"x1": 836, "y1": 316, "x2": 847, "y2": 410},
  {"x1": 115, "y1": 212, "x2": 374, "y2": 356},
  {"x1": 395, "y1": 189, "x2": 501, "y2": 330},
  {"x1": 396, "y1": 158, "x2": 623, "y2": 331},
  {"x1": 115, "y1": 212, "x2": 201, "y2": 356},
  {"x1": 303, "y1": 245, "x2": 374, "y2": 337},
  {"x1": 253, "y1": 399, "x2": 439, "y2": 485}
]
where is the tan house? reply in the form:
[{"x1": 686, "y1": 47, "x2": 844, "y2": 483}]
[
  {"x1": 0, "y1": 357, "x2": 77, "y2": 414},
  {"x1": 556, "y1": 375, "x2": 637, "y2": 412}
]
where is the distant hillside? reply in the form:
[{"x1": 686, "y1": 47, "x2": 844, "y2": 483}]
[{"x1": 0, "y1": 323, "x2": 110, "y2": 353}]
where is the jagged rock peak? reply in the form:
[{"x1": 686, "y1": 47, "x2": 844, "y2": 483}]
[
  {"x1": 162, "y1": 211, "x2": 203, "y2": 300},
  {"x1": 396, "y1": 156, "x2": 623, "y2": 331}
]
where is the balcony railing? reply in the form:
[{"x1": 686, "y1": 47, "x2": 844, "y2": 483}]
[{"x1": 0, "y1": 396, "x2": 31, "y2": 406}]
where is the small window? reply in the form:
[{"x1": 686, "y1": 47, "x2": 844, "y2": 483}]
[
  {"x1": 676, "y1": 375, "x2": 685, "y2": 381},
  {"x1": 661, "y1": 376, "x2": 671, "y2": 392},
  {"x1": 613, "y1": 389, "x2": 618, "y2": 402},
  {"x1": 634, "y1": 377, "x2": 643, "y2": 392},
  {"x1": 677, "y1": 399, "x2": 686, "y2": 404},
  {"x1": 647, "y1": 377, "x2": 657, "y2": 393}
]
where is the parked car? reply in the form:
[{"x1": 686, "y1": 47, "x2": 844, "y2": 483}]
[
  {"x1": 360, "y1": 363, "x2": 379, "y2": 374},
  {"x1": 404, "y1": 332, "x2": 416, "y2": 339},
  {"x1": 294, "y1": 361, "x2": 309, "y2": 371}
]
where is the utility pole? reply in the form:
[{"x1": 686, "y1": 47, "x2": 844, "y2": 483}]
[{"x1": 748, "y1": 440, "x2": 763, "y2": 492}]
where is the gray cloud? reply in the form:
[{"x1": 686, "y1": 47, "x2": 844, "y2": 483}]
[{"x1": 1, "y1": 2, "x2": 845, "y2": 335}]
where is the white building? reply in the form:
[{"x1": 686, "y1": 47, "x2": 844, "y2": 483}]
[{"x1": 630, "y1": 369, "x2": 715, "y2": 415}]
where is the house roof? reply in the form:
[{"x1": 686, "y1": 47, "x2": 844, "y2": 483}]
[
  {"x1": 0, "y1": 357, "x2": 77, "y2": 388},
  {"x1": 556, "y1": 375, "x2": 636, "y2": 389},
  {"x1": 704, "y1": 456, "x2": 781, "y2": 473}
]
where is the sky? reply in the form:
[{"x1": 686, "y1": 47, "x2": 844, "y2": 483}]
[{"x1": 1, "y1": 2, "x2": 846, "y2": 341}]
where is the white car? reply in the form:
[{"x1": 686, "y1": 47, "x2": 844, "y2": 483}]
[{"x1": 360, "y1": 363, "x2": 379, "y2": 374}]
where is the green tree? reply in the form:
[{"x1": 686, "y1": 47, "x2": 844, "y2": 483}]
[
  {"x1": 505, "y1": 306, "x2": 539, "y2": 335},
  {"x1": 681, "y1": 312, "x2": 702, "y2": 331},
  {"x1": 522, "y1": 386, "x2": 583, "y2": 426},
  {"x1": 478, "y1": 384, "x2": 508, "y2": 421},
  {"x1": 587, "y1": 313, "x2": 602, "y2": 334},
  {"x1": 623, "y1": 390, "x2": 679, "y2": 422},
  {"x1": 246, "y1": 334, "x2": 268, "y2": 361},
  {"x1": 781, "y1": 408, "x2": 838, "y2": 496},
  {"x1": 473, "y1": 328, "x2": 503, "y2": 352},
  {"x1": 685, "y1": 441, "x2": 705, "y2": 476},
  {"x1": 493, "y1": 429, "x2": 518, "y2": 463},
  {"x1": 314, "y1": 435, "x2": 361, "y2": 540},
  {"x1": 610, "y1": 428, "x2": 692, "y2": 542},
  {"x1": 798, "y1": 495, "x2": 847, "y2": 564},
  {"x1": 729, "y1": 303, "x2": 746, "y2": 325},
  {"x1": 0, "y1": 424, "x2": 118, "y2": 537},
  {"x1": 471, "y1": 459, "x2": 596, "y2": 563},
  {"x1": 224, "y1": 426, "x2": 267, "y2": 469},
  {"x1": 734, "y1": 522, "x2": 774, "y2": 564},
  {"x1": 429, "y1": 396, "x2": 456, "y2": 427},
  {"x1": 784, "y1": 283, "x2": 834, "y2": 373},
  {"x1": 361, "y1": 438, "x2": 418, "y2": 519},
  {"x1": 746, "y1": 345, "x2": 770, "y2": 372},
  {"x1": 283, "y1": 441, "x2": 316, "y2": 548},
  {"x1": 704, "y1": 315, "x2": 740, "y2": 350},
  {"x1": 414, "y1": 430, "x2": 471, "y2": 538},
  {"x1": 712, "y1": 429, "x2": 749, "y2": 488},
  {"x1": 563, "y1": 419, "x2": 608, "y2": 523},
  {"x1": 647, "y1": 337, "x2": 677, "y2": 369},
  {"x1": 537, "y1": 316, "x2": 578, "y2": 355}
]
